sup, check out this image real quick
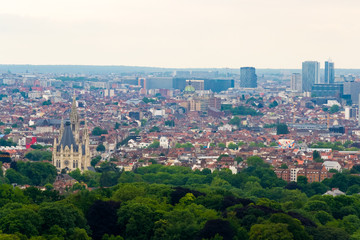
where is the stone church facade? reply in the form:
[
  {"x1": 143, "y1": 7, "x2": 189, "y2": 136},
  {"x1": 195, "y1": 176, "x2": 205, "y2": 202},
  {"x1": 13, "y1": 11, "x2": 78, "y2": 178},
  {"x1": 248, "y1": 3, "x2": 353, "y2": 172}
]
[{"x1": 52, "y1": 95, "x2": 91, "y2": 172}]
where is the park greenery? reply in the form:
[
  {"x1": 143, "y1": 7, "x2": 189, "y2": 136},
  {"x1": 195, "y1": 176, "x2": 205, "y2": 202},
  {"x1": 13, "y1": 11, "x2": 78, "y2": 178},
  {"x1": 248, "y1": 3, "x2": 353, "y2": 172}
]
[
  {"x1": 1, "y1": 156, "x2": 360, "y2": 239},
  {"x1": 0, "y1": 138, "x2": 17, "y2": 147},
  {"x1": 96, "y1": 144, "x2": 106, "y2": 152},
  {"x1": 42, "y1": 100, "x2": 52, "y2": 106},
  {"x1": 165, "y1": 120, "x2": 175, "y2": 127},
  {"x1": 25, "y1": 150, "x2": 52, "y2": 161},
  {"x1": 310, "y1": 141, "x2": 360, "y2": 151},
  {"x1": 92, "y1": 127, "x2": 108, "y2": 136},
  {"x1": 142, "y1": 97, "x2": 156, "y2": 104},
  {"x1": 149, "y1": 126, "x2": 160, "y2": 132},
  {"x1": 229, "y1": 117, "x2": 241, "y2": 126},
  {"x1": 221, "y1": 104, "x2": 263, "y2": 116},
  {"x1": 175, "y1": 142, "x2": 194, "y2": 149},
  {"x1": 148, "y1": 140, "x2": 160, "y2": 149},
  {"x1": 277, "y1": 123, "x2": 289, "y2": 135},
  {"x1": 329, "y1": 105, "x2": 340, "y2": 114},
  {"x1": 30, "y1": 144, "x2": 51, "y2": 150},
  {"x1": 263, "y1": 123, "x2": 277, "y2": 128},
  {"x1": 268, "y1": 100, "x2": 279, "y2": 109},
  {"x1": 0, "y1": 94, "x2": 8, "y2": 100}
]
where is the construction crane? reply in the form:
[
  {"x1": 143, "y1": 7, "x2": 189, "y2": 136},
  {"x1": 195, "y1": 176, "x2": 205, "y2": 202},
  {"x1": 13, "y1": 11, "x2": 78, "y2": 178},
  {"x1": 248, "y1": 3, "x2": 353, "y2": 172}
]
[{"x1": 318, "y1": 112, "x2": 337, "y2": 128}]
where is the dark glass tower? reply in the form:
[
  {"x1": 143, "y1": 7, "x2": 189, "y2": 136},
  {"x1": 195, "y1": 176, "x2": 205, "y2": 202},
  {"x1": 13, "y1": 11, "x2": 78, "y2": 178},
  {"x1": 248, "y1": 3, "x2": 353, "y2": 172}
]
[
  {"x1": 325, "y1": 61, "x2": 335, "y2": 84},
  {"x1": 240, "y1": 67, "x2": 257, "y2": 88},
  {"x1": 302, "y1": 61, "x2": 320, "y2": 92}
]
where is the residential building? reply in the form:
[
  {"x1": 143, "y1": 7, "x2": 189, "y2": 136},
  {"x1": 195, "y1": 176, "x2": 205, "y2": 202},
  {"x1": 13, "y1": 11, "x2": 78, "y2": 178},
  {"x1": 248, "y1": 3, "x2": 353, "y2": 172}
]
[
  {"x1": 209, "y1": 97, "x2": 221, "y2": 110},
  {"x1": 291, "y1": 73, "x2": 302, "y2": 92}
]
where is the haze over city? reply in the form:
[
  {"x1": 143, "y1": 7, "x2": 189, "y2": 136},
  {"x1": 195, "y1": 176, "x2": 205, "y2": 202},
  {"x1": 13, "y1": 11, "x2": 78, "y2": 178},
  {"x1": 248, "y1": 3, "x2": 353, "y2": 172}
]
[
  {"x1": 1, "y1": 0, "x2": 360, "y2": 68},
  {"x1": 2, "y1": 1, "x2": 360, "y2": 240}
]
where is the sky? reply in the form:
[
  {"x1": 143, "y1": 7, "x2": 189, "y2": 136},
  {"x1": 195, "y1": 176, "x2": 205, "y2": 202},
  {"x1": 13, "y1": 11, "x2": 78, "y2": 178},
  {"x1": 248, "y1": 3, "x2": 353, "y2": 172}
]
[{"x1": 0, "y1": 0, "x2": 359, "y2": 68}]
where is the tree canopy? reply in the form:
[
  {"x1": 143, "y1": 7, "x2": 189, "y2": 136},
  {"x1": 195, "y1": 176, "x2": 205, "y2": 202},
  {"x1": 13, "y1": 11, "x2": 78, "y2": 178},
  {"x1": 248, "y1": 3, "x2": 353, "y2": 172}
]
[
  {"x1": 0, "y1": 157, "x2": 359, "y2": 239},
  {"x1": 92, "y1": 127, "x2": 108, "y2": 136}
]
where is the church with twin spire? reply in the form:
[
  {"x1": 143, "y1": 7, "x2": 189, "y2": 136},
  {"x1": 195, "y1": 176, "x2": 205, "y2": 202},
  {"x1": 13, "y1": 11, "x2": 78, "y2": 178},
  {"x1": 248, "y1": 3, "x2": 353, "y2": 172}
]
[{"x1": 52, "y1": 95, "x2": 91, "y2": 172}]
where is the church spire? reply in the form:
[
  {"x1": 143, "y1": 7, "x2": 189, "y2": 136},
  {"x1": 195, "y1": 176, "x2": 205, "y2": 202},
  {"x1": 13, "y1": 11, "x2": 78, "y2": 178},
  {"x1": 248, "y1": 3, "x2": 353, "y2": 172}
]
[
  {"x1": 83, "y1": 116, "x2": 89, "y2": 144},
  {"x1": 70, "y1": 94, "x2": 79, "y2": 123},
  {"x1": 70, "y1": 93, "x2": 80, "y2": 142},
  {"x1": 71, "y1": 92, "x2": 77, "y2": 114},
  {"x1": 59, "y1": 117, "x2": 64, "y2": 139}
]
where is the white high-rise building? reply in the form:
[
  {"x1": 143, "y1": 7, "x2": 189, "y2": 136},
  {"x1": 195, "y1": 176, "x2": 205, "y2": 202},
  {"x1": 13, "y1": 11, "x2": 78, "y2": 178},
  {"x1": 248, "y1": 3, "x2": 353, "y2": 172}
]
[
  {"x1": 345, "y1": 107, "x2": 351, "y2": 120},
  {"x1": 291, "y1": 73, "x2": 302, "y2": 92}
]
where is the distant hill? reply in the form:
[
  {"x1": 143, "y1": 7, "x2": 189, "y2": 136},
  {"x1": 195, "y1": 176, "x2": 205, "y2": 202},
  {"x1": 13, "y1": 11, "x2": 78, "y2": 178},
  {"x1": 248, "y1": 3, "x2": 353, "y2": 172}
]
[{"x1": 0, "y1": 64, "x2": 359, "y2": 75}]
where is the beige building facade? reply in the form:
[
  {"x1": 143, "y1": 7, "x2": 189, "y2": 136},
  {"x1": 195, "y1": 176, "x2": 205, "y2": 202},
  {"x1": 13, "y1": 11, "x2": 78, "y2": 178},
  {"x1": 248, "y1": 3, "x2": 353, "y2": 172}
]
[{"x1": 52, "y1": 95, "x2": 91, "y2": 172}]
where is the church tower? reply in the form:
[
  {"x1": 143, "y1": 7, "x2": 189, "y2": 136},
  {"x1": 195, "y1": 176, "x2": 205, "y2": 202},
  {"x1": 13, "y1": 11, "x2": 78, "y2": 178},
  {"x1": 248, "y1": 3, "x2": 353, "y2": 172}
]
[
  {"x1": 70, "y1": 93, "x2": 80, "y2": 143},
  {"x1": 52, "y1": 95, "x2": 91, "y2": 172}
]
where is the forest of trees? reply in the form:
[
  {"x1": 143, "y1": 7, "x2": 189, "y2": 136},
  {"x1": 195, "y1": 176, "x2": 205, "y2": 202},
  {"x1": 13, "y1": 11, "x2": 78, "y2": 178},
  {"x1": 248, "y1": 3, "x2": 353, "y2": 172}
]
[{"x1": 1, "y1": 157, "x2": 360, "y2": 239}]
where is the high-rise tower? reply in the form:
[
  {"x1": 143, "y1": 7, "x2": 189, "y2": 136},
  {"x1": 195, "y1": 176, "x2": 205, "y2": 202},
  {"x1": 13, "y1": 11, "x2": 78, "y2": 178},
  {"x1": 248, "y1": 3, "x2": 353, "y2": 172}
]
[
  {"x1": 240, "y1": 67, "x2": 257, "y2": 88},
  {"x1": 291, "y1": 73, "x2": 302, "y2": 92},
  {"x1": 302, "y1": 61, "x2": 320, "y2": 92},
  {"x1": 325, "y1": 60, "x2": 335, "y2": 84}
]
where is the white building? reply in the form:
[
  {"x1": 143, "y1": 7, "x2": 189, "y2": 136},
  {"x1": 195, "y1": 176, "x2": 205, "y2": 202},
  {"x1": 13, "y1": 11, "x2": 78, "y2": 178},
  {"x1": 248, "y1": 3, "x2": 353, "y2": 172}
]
[
  {"x1": 323, "y1": 161, "x2": 342, "y2": 172},
  {"x1": 218, "y1": 124, "x2": 233, "y2": 131},
  {"x1": 3, "y1": 79, "x2": 15, "y2": 85},
  {"x1": 345, "y1": 106, "x2": 351, "y2": 120},
  {"x1": 160, "y1": 136, "x2": 169, "y2": 148},
  {"x1": 290, "y1": 168, "x2": 303, "y2": 182},
  {"x1": 290, "y1": 73, "x2": 302, "y2": 92},
  {"x1": 150, "y1": 108, "x2": 166, "y2": 117},
  {"x1": 35, "y1": 126, "x2": 54, "y2": 134},
  {"x1": 323, "y1": 188, "x2": 345, "y2": 196},
  {"x1": 28, "y1": 91, "x2": 42, "y2": 99}
]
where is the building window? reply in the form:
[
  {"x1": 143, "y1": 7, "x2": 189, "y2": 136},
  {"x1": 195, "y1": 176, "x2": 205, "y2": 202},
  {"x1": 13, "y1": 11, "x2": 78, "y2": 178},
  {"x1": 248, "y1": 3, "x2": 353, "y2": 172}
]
[{"x1": 73, "y1": 160, "x2": 79, "y2": 169}]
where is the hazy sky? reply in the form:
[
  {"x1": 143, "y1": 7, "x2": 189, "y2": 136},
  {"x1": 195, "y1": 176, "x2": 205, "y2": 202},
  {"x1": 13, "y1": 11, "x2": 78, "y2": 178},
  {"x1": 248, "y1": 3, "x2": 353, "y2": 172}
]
[{"x1": 1, "y1": 0, "x2": 359, "y2": 68}]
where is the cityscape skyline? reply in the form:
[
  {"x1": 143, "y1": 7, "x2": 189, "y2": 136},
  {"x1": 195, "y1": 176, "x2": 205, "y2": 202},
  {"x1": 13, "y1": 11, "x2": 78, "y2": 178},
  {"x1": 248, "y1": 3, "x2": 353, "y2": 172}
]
[
  {"x1": 1, "y1": 0, "x2": 360, "y2": 68},
  {"x1": 2, "y1": 1, "x2": 360, "y2": 239}
]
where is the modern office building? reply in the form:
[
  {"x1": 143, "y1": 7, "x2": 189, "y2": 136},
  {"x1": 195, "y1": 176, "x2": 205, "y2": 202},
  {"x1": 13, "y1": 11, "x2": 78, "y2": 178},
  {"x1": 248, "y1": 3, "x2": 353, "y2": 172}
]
[
  {"x1": 240, "y1": 67, "x2": 257, "y2": 88},
  {"x1": 325, "y1": 60, "x2": 335, "y2": 84},
  {"x1": 302, "y1": 61, "x2": 320, "y2": 92},
  {"x1": 311, "y1": 84, "x2": 343, "y2": 98},
  {"x1": 209, "y1": 97, "x2": 221, "y2": 110},
  {"x1": 344, "y1": 81, "x2": 360, "y2": 104},
  {"x1": 146, "y1": 77, "x2": 173, "y2": 89},
  {"x1": 172, "y1": 78, "x2": 187, "y2": 90},
  {"x1": 138, "y1": 78, "x2": 146, "y2": 89},
  {"x1": 173, "y1": 78, "x2": 234, "y2": 92},
  {"x1": 204, "y1": 79, "x2": 234, "y2": 92},
  {"x1": 186, "y1": 80, "x2": 204, "y2": 91},
  {"x1": 345, "y1": 106, "x2": 357, "y2": 120},
  {"x1": 290, "y1": 73, "x2": 302, "y2": 91}
]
